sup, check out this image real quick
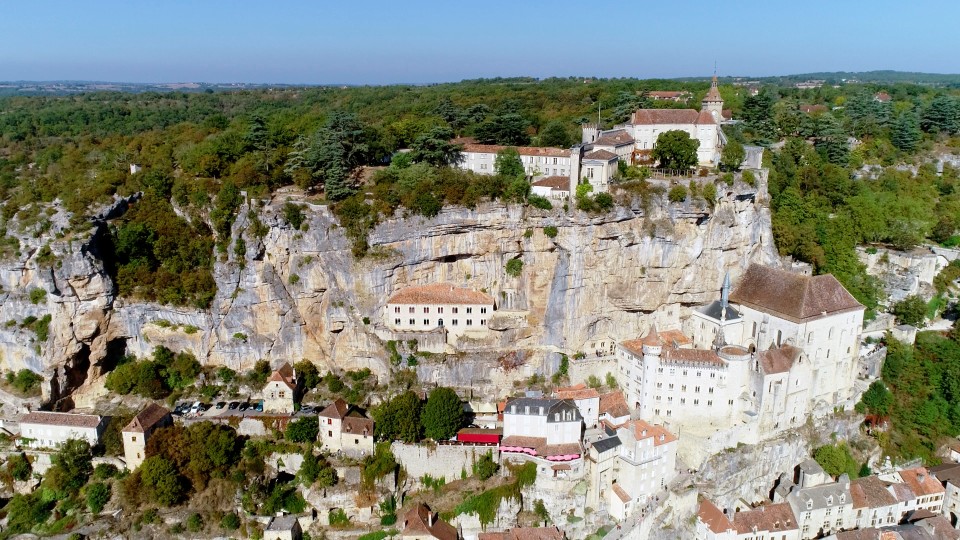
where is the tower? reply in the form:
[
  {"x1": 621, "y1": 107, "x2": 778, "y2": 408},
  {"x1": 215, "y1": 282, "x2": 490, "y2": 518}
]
[{"x1": 702, "y1": 74, "x2": 724, "y2": 123}]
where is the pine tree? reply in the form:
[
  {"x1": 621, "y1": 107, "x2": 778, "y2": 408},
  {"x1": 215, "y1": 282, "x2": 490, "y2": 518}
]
[
  {"x1": 921, "y1": 95, "x2": 960, "y2": 135},
  {"x1": 891, "y1": 112, "x2": 922, "y2": 153}
]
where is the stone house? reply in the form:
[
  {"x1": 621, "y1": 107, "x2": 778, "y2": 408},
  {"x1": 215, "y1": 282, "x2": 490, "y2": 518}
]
[
  {"x1": 696, "y1": 499, "x2": 801, "y2": 540},
  {"x1": 263, "y1": 363, "x2": 298, "y2": 414},
  {"x1": 552, "y1": 384, "x2": 600, "y2": 428},
  {"x1": 530, "y1": 176, "x2": 571, "y2": 200},
  {"x1": 122, "y1": 402, "x2": 171, "y2": 470},
  {"x1": 500, "y1": 398, "x2": 583, "y2": 466},
  {"x1": 264, "y1": 514, "x2": 302, "y2": 540},
  {"x1": 385, "y1": 283, "x2": 495, "y2": 341},
  {"x1": 19, "y1": 411, "x2": 105, "y2": 449},
  {"x1": 401, "y1": 503, "x2": 459, "y2": 540},
  {"x1": 930, "y1": 462, "x2": 960, "y2": 526},
  {"x1": 457, "y1": 143, "x2": 574, "y2": 181},
  {"x1": 317, "y1": 398, "x2": 374, "y2": 457}
]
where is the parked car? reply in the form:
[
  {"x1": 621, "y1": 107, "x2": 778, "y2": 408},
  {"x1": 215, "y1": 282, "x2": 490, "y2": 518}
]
[
  {"x1": 189, "y1": 401, "x2": 202, "y2": 414},
  {"x1": 216, "y1": 401, "x2": 227, "y2": 410},
  {"x1": 238, "y1": 402, "x2": 249, "y2": 411},
  {"x1": 300, "y1": 405, "x2": 315, "y2": 414},
  {"x1": 254, "y1": 400, "x2": 264, "y2": 412},
  {"x1": 228, "y1": 401, "x2": 240, "y2": 410}
]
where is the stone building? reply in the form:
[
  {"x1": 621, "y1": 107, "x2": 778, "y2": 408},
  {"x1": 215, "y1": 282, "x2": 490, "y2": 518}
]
[
  {"x1": 262, "y1": 363, "x2": 298, "y2": 414},
  {"x1": 500, "y1": 398, "x2": 583, "y2": 466},
  {"x1": 19, "y1": 411, "x2": 105, "y2": 449},
  {"x1": 264, "y1": 514, "x2": 302, "y2": 540},
  {"x1": 552, "y1": 384, "x2": 600, "y2": 428},
  {"x1": 401, "y1": 503, "x2": 459, "y2": 540},
  {"x1": 385, "y1": 283, "x2": 495, "y2": 341},
  {"x1": 121, "y1": 402, "x2": 171, "y2": 470},
  {"x1": 317, "y1": 398, "x2": 374, "y2": 457},
  {"x1": 457, "y1": 143, "x2": 574, "y2": 180}
]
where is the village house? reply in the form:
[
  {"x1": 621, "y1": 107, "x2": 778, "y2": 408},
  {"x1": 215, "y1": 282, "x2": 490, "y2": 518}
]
[
  {"x1": 19, "y1": 411, "x2": 105, "y2": 449},
  {"x1": 263, "y1": 514, "x2": 303, "y2": 540},
  {"x1": 401, "y1": 503, "x2": 459, "y2": 540},
  {"x1": 598, "y1": 390, "x2": 630, "y2": 428},
  {"x1": 500, "y1": 397, "x2": 583, "y2": 473},
  {"x1": 456, "y1": 143, "x2": 574, "y2": 180},
  {"x1": 478, "y1": 525, "x2": 565, "y2": 540},
  {"x1": 930, "y1": 461, "x2": 960, "y2": 526},
  {"x1": 530, "y1": 176, "x2": 571, "y2": 200},
  {"x1": 121, "y1": 402, "x2": 171, "y2": 470},
  {"x1": 385, "y1": 283, "x2": 495, "y2": 342},
  {"x1": 262, "y1": 363, "x2": 298, "y2": 414},
  {"x1": 552, "y1": 384, "x2": 600, "y2": 428},
  {"x1": 317, "y1": 398, "x2": 374, "y2": 457},
  {"x1": 695, "y1": 498, "x2": 800, "y2": 540},
  {"x1": 648, "y1": 90, "x2": 693, "y2": 102}
]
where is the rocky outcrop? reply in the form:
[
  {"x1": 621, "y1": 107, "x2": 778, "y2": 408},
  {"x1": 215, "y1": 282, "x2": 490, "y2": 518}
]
[{"x1": 0, "y1": 181, "x2": 778, "y2": 407}]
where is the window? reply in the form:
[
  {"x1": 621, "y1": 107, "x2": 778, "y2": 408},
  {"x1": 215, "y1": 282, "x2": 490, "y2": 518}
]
[
  {"x1": 680, "y1": 398, "x2": 685, "y2": 405},
  {"x1": 394, "y1": 318, "x2": 400, "y2": 325},
  {"x1": 481, "y1": 307, "x2": 487, "y2": 314},
  {"x1": 409, "y1": 319, "x2": 415, "y2": 325},
  {"x1": 328, "y1": 430, "x2": 332, "y2": 437},
  {"x1": 132, "y1": 436, "x2": 137, "y2": 442},
  {"x1": 696, "y1": 371, "x2": 701, "y2": 377},
  {"x1": 695, "y1": 386, "x2": 701, "y2": 393},
  {"x1": 466, "y1": 307, "x2": 473, "y2": 314},
  {"x1": 480, "y1": 163, "x2": 487, "y2": 169},
  {"x1": 452, "y1": 319, "x2": 458, "y2": 326},
  {"x1": 694, "y1": 399, "x2": 699, "y2": 405},
  {"x1": 424, "y1": 319, "x2": 429, "y2": 325},
  {"x1": 394, "y1": 306, "x2": 400, "y2": 313},
  {"x1": 728, "y1": 399, "x2": 734, "y2": 405},
  {"x1": 480, "y1": 319, "x2": 486, "y2": 326},
  {"x1": 452, "y1": 307, "x2": 458, "y2": 314},
  {"x1": 466, "y1": 319, "x2": 473, "y2": 325},
  {"x1": 409, "y1": 307, "x2": 415, "y2": 313},
  {"x1": 709, "y1": 387, "x2": 714, "y2": 394},
  {"x1": 438, "y1": 307, "x2": 443, "y2": 314},
  {"x1": 424, "y1": 307, "x2": 429, "y2": 313},
  {"x1": 707, "y1": 400, "x2": 712, "y2": 406}
]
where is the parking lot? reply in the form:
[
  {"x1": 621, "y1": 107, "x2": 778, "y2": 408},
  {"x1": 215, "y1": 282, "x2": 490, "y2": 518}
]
[{"x1": 172, "y1": 400, "x2": 322, "y2": 419}]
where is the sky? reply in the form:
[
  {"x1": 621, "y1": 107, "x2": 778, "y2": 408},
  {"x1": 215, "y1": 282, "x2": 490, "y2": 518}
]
[{"x1": 1, "y1": 0, "x2": 957, "y2": 85}]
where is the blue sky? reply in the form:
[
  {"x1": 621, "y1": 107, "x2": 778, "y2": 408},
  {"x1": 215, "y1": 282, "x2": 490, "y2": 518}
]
[{"x1": 1, "y1": 0, "x2": 956, "y2": 84}]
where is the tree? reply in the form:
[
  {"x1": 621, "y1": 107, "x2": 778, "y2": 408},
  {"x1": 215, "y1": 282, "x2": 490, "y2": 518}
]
[
  {"x1": 505, "y1": 258, "x2": 523, "y2": 277},
  {"x1": 294, "y1": 360, "x2": 321, "y2": 391},
  {"x1": 720, "y1": 140, "x2": 746, "y2": 172},
  {"x1": 140, "y1": 456, "x2": 186, "y2": 506},
  {"x1": 891, "y1": 295, "x2": 927, "y2": 327},
  {"x1": 814, "y1": 114, "x2": 849, "y2": 166},
  {"x1": 652, "y1": 130, "x2": 699, "y2": 170},
  {"x1": 538, "y1": 120, "x2": 572, "y2": 148},
  {"x1": 283, "y1": 202, "x2": 306, "y2": 230},
  {"x1": 410, "y1": 127, "x2": 463, "y2": 167},
  {"x1": 6, "y1": 453, "x2": 31, "y2": 481},
  {"x1": 373, "y1": 391, "x2": 422, "y2": 443},
  {"x1": 741, "y1": 90, "x2": 778, "y2": 143},
  {"x1": 86, "y1": 482, "x2": 111, "y2": 514},
  {"x1": 921, "y1": 95, "x2": 960, "y2": 135},
  {"x1": 495, "y1": 147, "x2": 525, "y2": 179},
  {"x1": 286, "y1": 416, "x2": 320, "y2": 443},
  {"x1": 475, "y1": 113, "x2": 530, "y2": 146},
  {"x1": 668, "y1": 185, "x2": 688, "y2": 203},
  {"x1": 45, "y1": 439, "x2": 93, "y2": 496},
  {"x1": 421, "y1": 387, "x2": 465, "y2": 441},
  {"x1": 474, "y1": 451, "x2": 499, "y2": 480},
  {"x1": 435, "y1": 98, "x2": 465, "y2": 134},
  {"x1": 221, "y1": 513, "x2": 241, "y2": 530},
  {"x1": 813, "y1": 443, "x2": 859, "y2": 479},
  {"x1": 857, "y1": 380, "x2": 893, "y2": 416},
  {"x1": 891, "y1": 112, "x2": 921, "y2": 153},
  {"x1": 285, "y1": 112, "x2": 368, "y2": 198}
]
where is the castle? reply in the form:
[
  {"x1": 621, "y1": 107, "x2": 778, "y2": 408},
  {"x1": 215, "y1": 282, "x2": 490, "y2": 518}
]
[{"x1": 617, "y1": 264, "x2": 865, "y2": 441}]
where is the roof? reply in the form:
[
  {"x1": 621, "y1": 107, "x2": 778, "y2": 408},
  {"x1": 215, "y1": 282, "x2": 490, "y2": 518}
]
[
  {"x1": 732, "y1": 502, "x2": 797, "y2": 534},
  {"x1": 122, "y1": 402, "x2": 170, "y2": 433},
  {"x1": 930, "y1": 462, "x2": 960, "y2": 486},
  {"x1": 461, "y1": 143, "x2": 569, "y2": 158},
  {"x1": 758, "y1": 346, "x2": 803, "y2": 375},
  {"x1": 583, "y1": 149, "x2": 618, "y2": 161},
  {"x1": 612, "y1": 483, "x2": 630, "y2": 503},
  {"x1": 899, "y1": 467, "x2": 945, "y2": 497},
  {"x1": 598, "y1": 391, "x2": 629, "y2": 420},
  {"x1": 788, "y1": 480, "x2": 852, "y2": 510},
  {"x1": 630, "y1": 108, "x2": 714, "y2": 126},
  {"x1": 458, "y1": 427, "x2": 502, "y2": 436},
  {"x1": 592, "y1": 130, "x2": 635, "y2": 147},
  {"x1": 592, "y1": 436, "x2": 622, "y2": 453},
  {"x1": 649, "y1": 91, "x2": 690, "y2": 99},
  {"x1": 729, "y1": 264, "x2": 863, "y2": 323},
  {"x1": 554, "y1": 384, "x2": 600, "y2": 401},
  {"x1": 402, "y1": 503, "x2": 458, "y2": 540},
  {"x1": 621, "y1": 419, "x2": 677, "y2": 446},
  {"x1": 387, "y1": 283, "x2": 494, "y2": 306},
  {"x1": 21, "y1": 411, "x2": 101, "y2": 429},
  {"x1": 620, "y1": 328, "x2": 693, "y2": 357},
  {"x1": 697, "y1": 499, "x2": 734, "y2": 534},
  {"x1": 800, "y1": 104, "x2": 828, "y2": 114},
  {"x1": 478, "y1": 527, "x2": 564, "y2": 540},
  {"x1": 342, "y1": 415, "x2": 374, "y2": 435},
  {"x1": 266, "y1": 515, "x2": 301, "y2": 531},
  {"x1": 267, "y1": 362, "x2": 296, "y2": 390},
  {"x1": 319, "y1": 398, "x2": 350, "y2": 419},
  {"x1": 531, "y1": 176, "x2": 570, "y2": 191},
  {"x1": 662, "y1": 347, "x2": 725, "y2": 366},
  {"x1": 699, "y1": 300, "x2": 742, "y2": 321},
  {"x1": 851, "y1": 476, "x2": 898, "y2": 509},
  {"x1": 875, "y1": 91, "x2": 892, "y2": 102},
  {"x1": 703, "y1": 77, "x2": 723, "y2": 103},
  {"x1": 503, "y1": 398, "x2": 581, "y2": 422}
]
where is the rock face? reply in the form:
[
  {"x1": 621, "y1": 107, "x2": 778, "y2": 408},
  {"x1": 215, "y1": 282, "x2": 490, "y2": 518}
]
[{"x1": 0, "y1": 182, "x2": 778, "y2": 406}]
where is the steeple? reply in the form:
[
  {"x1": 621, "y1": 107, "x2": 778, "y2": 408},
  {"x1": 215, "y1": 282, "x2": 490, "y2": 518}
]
[
  {"x1": 702, "y1": 70, "x2": 724, "y2": 122},
  {"x1": 720, "y1": 271, "x2": 731, "y2": 318}
]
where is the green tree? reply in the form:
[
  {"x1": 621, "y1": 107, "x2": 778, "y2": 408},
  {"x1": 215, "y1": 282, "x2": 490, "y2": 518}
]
[
  {"x1": 421, "y1": 387, "x2": 465, "y2": 441},
  {"x1": 474, "y1": 451, "x2": 499, "y2": 481},
  {"x1": 221, "y1": 513, "x2": 241, "y2": 530},
  {"x1": 813, "y1": 443, "x2": 860, "y2": 478},
  {"x1": 891, "y1": 112, "x2": 921, "y2": 153},
  {"x1": 286, "y1": 416, "x2": 320, "y2": 443},
  {"x1": 652, "y1": 130, "x2": 699, "y2": 170},
  {"x1": 891, "y1": 295, "x2": 927, "y2": 327},
  {"x1": 410, "y1": 126, "x2": 463, "y2": 167},
  {"x1": 668, "y1": 185, "x2": 688, "y2": 203},
  {"x1": 475, "y1": 113, "x2": 530, "y2": 146},
  {"x1": 741, "y1": 90, "x2": 778, "y2": 143},
  {"x1": 294, "y1": 360, "x2": 321, "y2": 390},
  {"x1": 86, "y1": 482, "x2": 111, "y2": 514},
  {"x1": 538, "y1": 120, "x2": 572, "y2": 148},
  {"x1": 720, "y1": 140, "x2": 746, "y2": 172},
  {"x1": 6, "y1": 453, "x2": 31, "y2": 481},
  {"x1": 373, "y1": 391, "x2": 422, "y2": 443},
  {"x1": 921, "y1": 95, "x2": 960, "y2": 134},
  {"x1": 495, "y1": 147, "x2": 525, "y2": 179},
  {"x1": 857, "y1": 380, "x2": 894, "y2": 416},
  {"x1": 45, "y1": 438, "x2": 93, "y2": 496},
  {"x1": 505, "y1": 258, "x2": 523, "y2": 277},
  {"x1": 814, "y1": 114, "x2": 849, "y2": 166},
  {"x1": 286, "y1": 112, "x2": 369, "y2": 199},
  {"x1": 283, "y1": 202, "x2": 306, "y2": 229},
  {"x1": 140, "y1": 456, "x2": 186, "y2": 506}
]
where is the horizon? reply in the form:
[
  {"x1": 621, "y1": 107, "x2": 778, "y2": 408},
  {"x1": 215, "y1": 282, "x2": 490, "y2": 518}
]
[{"x1": 2, "y1": 0, "x2": 959, "y2": 85}]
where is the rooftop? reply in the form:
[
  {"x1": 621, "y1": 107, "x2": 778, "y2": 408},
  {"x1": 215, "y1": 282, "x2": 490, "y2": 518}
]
[
  {"x1": 531, "y1": 176, "x2": 570, "y2": 191},
  {"x1": 461, "y1": 143, "x2": 569, "y2": 158},
  {"x1": 122, "y1": 402, "x2": 170, "y2": 433},
  {"x1": 402, "y1": 503, "x2": 458, "y2": 540},
  {"x1": 267, "y1": 362, "x2": 296, "y2": 390},
  {"x1": 621, "y1": 419, "x2": 677, "y2": 446},
  {"x1": 592, "y1": 130, "x2": 635, "y2": 147},
  {"x1": 553, "y1": 383, "x2": 600, "y2": 401},
  {"x1": 319, "y1": 398, "x2": 350, "y2": 419},
  {"x1": 699, "y1": 299, "x2": 741, "y2": 321},
  {"x1": 598, "y1": 391, "x2": 629, "y2": 420},
  {"x1": 899, "y1": 467, "x2": 945, "y2": 497},
  {"x1": 478, "y1": 526, "x2": 565, "y2": 540},
  {"x1": 732, "y1": 502, "x2": 797, "y2": 534},
  {"x1": 21, "y1": 411, "x2": 102, "y2": 429},
  {"x1": 630, "y1": 108, "x2": 716, "y2": 126},
  {"x1": 583, "y1": 149, "x2": 618, "y2": 161},
  {"x1": 612, "y1": 483, "x2": 630, "y2": 503},
  {"x1": 758, "y1": 346, "x2": 803, "y2": 375},
  {"x1": 387, "y1": 283, "x2": 494, "y2": 306},
  {"x1": 697, "y1": 499, "x2": 734, "y2": 534},
  {"x1": 592, "y1": 435, "x2": 622, "y2": 453},
  {"x1": 729, "y1": 264, "x2": 863, "y2": 323},
  {"x1": 851, "y1": 475, "x2": 898, "y2": 509},
  {"x1": 266, "y1": 515, "x2": 300, "y2": 531},
  {"x1": 503, "y1": 398, "x2": 581, "y2": 422}
]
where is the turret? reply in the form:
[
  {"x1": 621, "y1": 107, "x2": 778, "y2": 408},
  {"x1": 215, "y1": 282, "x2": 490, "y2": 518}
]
[{"x1": 702, "y1": 74, "x2": 724, "y2": 122}]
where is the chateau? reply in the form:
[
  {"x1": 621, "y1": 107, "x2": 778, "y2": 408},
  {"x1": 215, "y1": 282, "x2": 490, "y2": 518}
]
[{"x1": 618, "y1": 264, "x2": 865, "y2": 441}]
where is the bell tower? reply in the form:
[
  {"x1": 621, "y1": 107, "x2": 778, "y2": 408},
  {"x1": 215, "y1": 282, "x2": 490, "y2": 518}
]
[{"x1": 702, "y1": 73, "x2": 724, "y2": 122}]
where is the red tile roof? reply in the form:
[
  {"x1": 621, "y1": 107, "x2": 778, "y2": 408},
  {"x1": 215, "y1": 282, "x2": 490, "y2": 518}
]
[
  {"x1": 342, "y1": 415, "x2": 374, "y2": 435},
  {"x1": 387, "y1": 283, "x2": 494, "y2": 306},
  {"x1": 732, "y1": 502, "x2": 797, "y2": 534},
  {"x1": 612, "y1": 483, "x2": 630, "y2": 503},
  {"x1": 21, "y1": 411, "x2": 102, "y2": 429},
  {"x1": 697, "y1": 499, "x2": 734, "y2": 534},
  {"x1": 729, "y1": 264, "x2": 863, "y2": 323},
  {"x1": 531, "y1": 176, "x2": 570, "y2": 191},
  {"x1": 402, "y1": 503, "x2": 458, "y2": 540},
  {"x1": 319, "y1": 398, "x2": 350, "y2": 419},
  {"x1": 758, "y1": 346, "x2": 802, "y2": 375},
  {"x1": 703, "y1": 77, "x2": 723, "y2": 103},
  {"x1": 649, "y1": 91, "x2": 690, "y2": 100},
  {"x1": 592, "y1": 130, "x2": 635, "y2": 146},
  {"x1": 900, "y1": 467, "x2": 945, "y2": 497},
  {"x1": 621, "y1": 419, "x2": 676, "y2": 446},
  {"x1": 598, "y1": 391, "x2": 629, "y2": 420},
  {"x1": 267, "y1": 362, "x2": 296, "y2": 390},
  {"x1": 461, "y1": 143, "x2": 569, "y2": 158},
  {"x1": 851, "y1": 476, "x2": 898, "y2": 509},
  {"x1": 479, "y1": 527, "x2": 564, "y2": 540},
  {"x1": 631, "y1": 109, "x2": 704, "y2": 125},
  {"x1": 122, "y1": 402, "x2": 171, "y2": 434},
  {"x1": 583, "y1": 149, "x2": 618, "y2": 161},
  {"x1": 554, "y1": 384, "x2": 600, "y2": 401}
]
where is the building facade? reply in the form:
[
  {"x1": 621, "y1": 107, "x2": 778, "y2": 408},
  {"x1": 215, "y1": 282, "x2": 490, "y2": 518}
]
[
  {"x1": 263, "y1": 363, "x2": 298, "y2": 414},
  {"x1": 19, "y1": 411, "x2": 105, "y2": 449},
  {"x1": 317, "y1": 398, "x2": 375, "y2": 457},
  {"x1": 500, "y1": 398, "x2": 583, "y2": 464},
  {"x1": 385, "y1": 283, "x2": 495, "y2": 340},
  {"x1": 122, "y1": 402, "x2": 172, "y2": 470}
]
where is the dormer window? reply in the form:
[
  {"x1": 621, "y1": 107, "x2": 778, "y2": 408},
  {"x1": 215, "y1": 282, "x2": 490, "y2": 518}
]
[
  {"x1": 806, "y1": 500, "x2": 813, "y2": 510},
  {"x1": 839, "y1": 494, "x2": 845, "y2": 504},
  {"x1": 827, "y1": 495, "x2": 833, "y2": 505}
]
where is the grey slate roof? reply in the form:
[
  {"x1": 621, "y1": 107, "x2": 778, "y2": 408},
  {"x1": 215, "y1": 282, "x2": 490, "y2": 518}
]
[
  {"x1": 593, "y1": 436, "x2": 622, "y2": 453},
  {"x1": 504, "y1": 398, "x2": 582, "y2": 423},
  {"x1": 699, "y1": 300, "x2": 741, "y2": 321}
]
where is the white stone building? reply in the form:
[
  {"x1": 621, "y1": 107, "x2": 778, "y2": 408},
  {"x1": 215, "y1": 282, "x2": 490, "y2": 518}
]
[
  {"x1": 579, "y1": 149, "x2": 618, "y2": 192},
  {"x1": 553, "y1": 384, "x2": 600, "y2": 428},
  {"x1": 262, "y1": 363, "x2": 298, "y2": 414},
  {"x1": 457, "y1": 143, "x2": 574, "y2": 180},
  {"x1": 385, "y1": 283, "x2": 495, "y2": 340},
  {"x1": 19, "y1": 411, "x2": 105, "y2": 449},
  {"x1": 530, "y1": 176, "x2": 571, "y2": 200},
  {"x1": 931, "y1": 462, "x2": 960, "y2": 526},
  {"x1": 264, "y1": 515, "x2": 303, "y2": 540},
  {"x1": 122, "y1": 402, "x2": 171, "y2": 470},
  {"x1": 500, "y1": 397, "x2": 583, "y2": 465},
  {"x1": 317, "y1": 398, "x2": 374, "y2": 457}
]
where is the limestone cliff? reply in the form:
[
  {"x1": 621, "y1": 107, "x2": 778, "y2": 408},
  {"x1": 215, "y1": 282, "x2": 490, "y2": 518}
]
[{"x1": 0, "y1": 180, "x2": 778, "y2": 408}]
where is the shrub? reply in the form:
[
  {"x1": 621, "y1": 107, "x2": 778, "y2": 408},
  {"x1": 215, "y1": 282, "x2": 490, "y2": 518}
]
[
  {"x1": 233, "y1": 332, "x2": 248, "y2": 341},
  {"x1": 329, "y1": 508, "x2": 351, "y2": 527},
  {"x1": 6, "y1": 453, "x2": 31, "y2": 481},
  {"x1": 288, "y1": 274, "x2": 300, "y2": 285},
  {"x1": 221, "y1": 513, "x2": 241, "y2": 530},
  {"x1": 742, "y1": 170, "x2": 757, "y2": 187},
  {"x1": 528, "y1": 195, "x2": 553, "y2": 210},
  {"x1": 474, "y1": 451, "x2": 499, "y2": 481},
  {"x1": 668, "y1": 185, "x2": 688, "y2": 203},
  {"x1": 505, "y1": 258, "x2": 523, "y2": 277},
  {"x1": 93, "y1": 463, "x2": 118, "y2": 480},
  {"x1": 86, "y1": 482, "x2": 111, "y2": 514},
  {"x1": 285, "y1": 416, "x2": 320, "y2": 443},
  {"x1": 29, "y1": 288, "x2": 47, "y2": 304},
  {"x1": 10, "y1": 369, "x2": 42, "y2": 394},
  {"x1": 283, "y1": 202, "x2": 306, "y2": 230},
  {"x1": 186, "y1": 513, "x2": 203, "y2": 533},
  {"x1": 594, "y1": 192, "x2": 614, "y2": 211},
  {"x1": 702, "y1": 182, "x2": 718, "y2": 206},
  {"x1": 891, "y1": 295, "x2": 927, "y2": 327},
  {"x1": 543, "y1": 226, "x2": 558, "y2": 238},
  {"x1": 523, "y1": 229, "x2": 533, "y2": 238}
]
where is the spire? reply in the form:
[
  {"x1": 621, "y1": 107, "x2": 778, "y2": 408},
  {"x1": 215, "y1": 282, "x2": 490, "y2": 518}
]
[
  {"x1": 720, "y1": 271, "x2": 731, "y2": 321},
  {"x1": 712, "y1": 324, "x2": 726, "y2": 351}
]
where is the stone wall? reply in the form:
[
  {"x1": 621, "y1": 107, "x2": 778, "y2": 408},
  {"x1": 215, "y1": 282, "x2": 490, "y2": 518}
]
[
  {"x1": 391, "y1": 442, "x2": 499, "y2": 482},
  {"x1": 568, "y1": 356, "x2": 618, "y2": 386}
]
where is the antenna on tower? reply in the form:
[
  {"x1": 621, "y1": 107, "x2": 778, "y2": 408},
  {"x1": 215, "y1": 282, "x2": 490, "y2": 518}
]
[{"x1": 598, "y1": 100, "x2": 601, "y2": 127}]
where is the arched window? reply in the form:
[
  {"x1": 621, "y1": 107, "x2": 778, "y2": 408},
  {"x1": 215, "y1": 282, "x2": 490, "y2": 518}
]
[
  {"x1": 776, "y1": 330, "x2": 782, "y2": 347},
  {"x1": 438, "y1": 318, "x2": 444, "y2": 327}
]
